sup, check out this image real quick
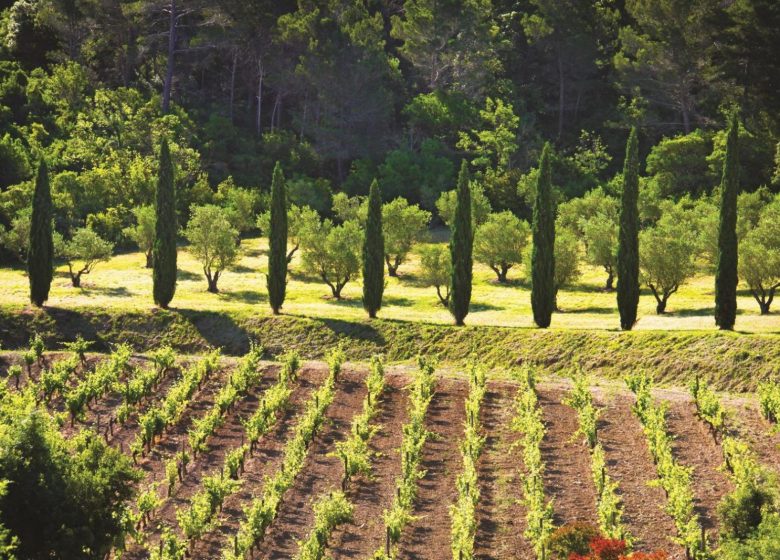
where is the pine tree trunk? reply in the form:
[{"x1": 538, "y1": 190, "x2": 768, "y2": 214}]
[{"x1": 162, "y1": 0, "x2": 176, "y2": 114}]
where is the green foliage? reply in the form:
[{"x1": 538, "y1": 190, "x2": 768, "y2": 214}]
[
  {"x1": 617, "y1": 128, "x2": 642, "y2": 329},
  {"x1": 474, "y1": 211, "x2": 530, "y2": 283},
  {"x1": 184, "y1": 205, "x2": 240, "y2": 293},
  {"x1": 301, "y1": 219, "x2": 362, "y2": 299},
  {"x1": 0, "y1": 208, "x2": 30, "y2": 263},
  {"x1": 717, "y1": 512, "x2": 780, "y2": 560},
  {"x1": 547, "y1": 522, "x2": 600, "y2": 560},
  {"x1": 58, "y1": 227, "x2": 114, "y2": 288},
  {"x1": 449, "y1": 161, "x2": 474, "y2": 326},
  {"x1": 715, "y1": 114, "x2": 740, "y2": 330},
  {"x1": 294, "y1": 491, "x2": 353, "y2": 560},
  {"x1": 257, "y1": 204, "x2": 320, "y2": 264},
  {"x1": 0, "y1": 391, "x2": 140, "y2": 559},
  {"x1": 153, "y1": 139, "x2": 177, "y2": 309},
  {"x1": 739, "y1": 196, "x2": 780, "y2": 313},
  {"x1": 123, "y1": 205, "x2": 156, "y2": 268},
  {"x1": 639, "y1": 216, "x2": 697, "y2": 314},
  {"x1": 224, "y1": 349, "x2": 340, "y2": 559},
  {"x1": 450, "y1": 364, "x2": 486, "y2": 560},
  {"x1": 531, "y1": 144, "x2": 556, "y2": 328},
  {"x1": 511, "y1": 366, "x2": 555, "y2": 558},
  {"x1": 688, "y1": 376, "x2": 726, "y2": 438},
  {"x1": 377, "y1": 139, "x2": 455, "y2": 209},
  {"x1": 362, "y1": 180, "x2": 384, "y2": 318},
  {"x1": 436, "y1": 181, "x2": 491, "y2": 228},
  {"x1": 553, "y1": 229, "x2": 581, "y2": 303},
  {"x1": 382, "y1": 198, "x2": 430, "y2": 277},
  {"x1": 373, "y1": 357, "x2": 436, "y2": 559},
  {"x1": 267, "y1": 163, "x2": 288, "y2": 314},
  {"x1": 418, "y1": 244, "x2": 452, "y2": 306},
  {"x1": 626, "y1": 373, "x2": 708, "y2": 558},
  {"x1": 582, "y1": 213, "x2": 618, "y2": 290},
  {"x1": 28, "y1": 161, "x2": 53, "y2": 307},
  {"x1": 214, "y1": 177, "x2": 260, "y2": 234},
  {"x1": 645, "y1": 131, "x2": 714, "y2": 198}
]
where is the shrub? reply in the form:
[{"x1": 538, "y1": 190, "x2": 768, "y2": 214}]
[
  {"x1": 718, "y1": 481, "x2": 774, "y2": 541},
  {"x1": 547, "y1": 522, "x2": 600, "y2": 559}
]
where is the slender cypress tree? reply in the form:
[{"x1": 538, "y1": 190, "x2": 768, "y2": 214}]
[
  {"x1": 28, "y1": 160, "x2": 53, "y2": 307},
  {"x1": 267, "y1": 162, "x2": 288, "y2": 314},
  {"x1": 449, "y1": 160, "x2": 473, "y2": 326},
  {"x1": 715, "y1": 114, "x2": 740, "y2": 330},
  {"x1": 531, "y1": 143, "x2": 555, "y2": 328},
  {"x1": 152, "y1": 138, "x2": 177, "y2": 308},
  {"x1": 362, "y1": 179, "x2": 384, "y2": 318},
  {"x1": 617, "y1": 127, "x2": 640, "y2": 330}
]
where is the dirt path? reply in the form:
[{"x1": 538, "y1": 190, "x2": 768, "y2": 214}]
[
  {"x1": 592, "y1": 389, "x2": 684, "y2": 558},
  {"x1": 664, "y1": 398, "x2": 733, "y2": 543},
  {"x1": 396, "y1": 377, "x2": 467, "y2": 559},
  {"x1": 258, "y1": 367, "x2": 367, "y2": 559},
  {"x1": 536, "y1": 384, "x2": 599, "y2": 527},
  {"x1": 190, "y1": 365, "x2": 328, "y2": 558},
  {"x1": 473, "y1": 381, "x2": 534, "y2": 560},
  {"x1": 327, "y1": 374, "x2": 410, "y2": 558}
]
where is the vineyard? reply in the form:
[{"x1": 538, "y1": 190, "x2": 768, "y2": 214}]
[{"x1": 2, "y1": 339, "x2": 780, "y2": 560}]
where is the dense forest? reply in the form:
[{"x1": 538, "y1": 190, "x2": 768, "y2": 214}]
[{"x1": 0, "y1": 0, "x2": 779, "y2": 246}]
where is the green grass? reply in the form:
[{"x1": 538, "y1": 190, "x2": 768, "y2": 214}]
[{"x1": 0, "y1": 236, "x2": 777, "y2": 333}]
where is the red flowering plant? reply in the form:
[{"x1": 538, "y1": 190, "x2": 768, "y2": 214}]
[{"x1": 569, "y1": 537, "x2": 668, "y2": 560}]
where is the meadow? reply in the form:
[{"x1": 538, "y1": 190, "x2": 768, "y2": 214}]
[{"x1": 1, "y1": 234, "x2": 777, "y2": 334}]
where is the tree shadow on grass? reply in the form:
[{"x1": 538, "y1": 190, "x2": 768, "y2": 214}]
[
  {"x1": 470, "y1": 301, "x2": 504, "y2": 312},
  {"x1": 559, "y1": 305, "x2": 615, "y2": 315},
  {"x1": 231, "y1": 264, "x2": 256, "y2": 274},
  {"x1": 177, "y1": 268, "x2": 200, "y2": 281},
  {"x1": 79, "y1": 285, "x2": 132, "y2": 298},
  {"x1": 173, "y1": 308, "x2": 251, "y2": 354},
  {"x1": 217, "y1": 289, "x2": 267, "y2": 305}
]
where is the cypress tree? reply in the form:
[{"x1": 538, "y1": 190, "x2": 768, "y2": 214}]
[
  {"x1": 152, "y1": 138, "x2": 177, "y2": 308},
  {"x1": 616, "y1": 127, "x2": 640, "y2": 330},
  {"x1": 267, "y1": 162, "x2": 288, "y2": 314},
  {"x1": 449, "y1": 160, "x2": 473, "y2": 326},
  {"x1": 362, "y1": 179, "x2": 384, "y2": 318},
  {"x1": 715, "y1": 114, "x2": 740, "y2": 330},
  {"x1": 28, "y1": 160, "x2": 53, "y2": 307},
  {"x1": 531, "y1": 143, "x2": 555, "y2": 328}
]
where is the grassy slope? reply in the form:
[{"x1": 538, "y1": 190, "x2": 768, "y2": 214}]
[{"x1": 1, "y1": 306, "x2": 776, "y2": 392}]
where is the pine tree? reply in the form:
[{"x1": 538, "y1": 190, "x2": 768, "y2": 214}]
[
  {"x1": 267, "y1": 162, "x2": 288, "y2": 314},
  {"x1": 449, "y1": 160, "x2": 473, "y2": 326},
  {"x1": 152, "y1": 138, "x2": 177, "y2": 308},
  {"x1": 617, "y1": 127, "x2": 640, "y2": 330},
  {"x1": 28, "y1": 160, "x2": 53, "y2": 307},
  {"x1": 362, "y1": 179, "x2": 384, "y2": 318},
  {"x1": 531, "y1": 143, "x2": 556, "y2": 328},
  {"x1": 715, "y1": 113, "x2": 740, "y2": 330}
]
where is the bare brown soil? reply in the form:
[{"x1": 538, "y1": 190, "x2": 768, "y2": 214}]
[
  {"x1": 258, "y1": 367, "x2": 368, "y2": 559},
  {"x1": 536, "y1": 384, "x2": 599, "y2": 527},
  {"x1": 190, "y1": 365, "x2": 329, "y2": 558},
  {"x1": 724, "y1": 398, "x2": 780, "y2": 475},
  {"x1": 327, "y1": 372, "x2": 411, "y2": 558},
  {"x1": 664, "y1": 398, "x2": 733, "y2": 544},
  {"x1": 473, "y1": 380, "x2": 535, "y2": 560},
  {"x1": 592, "y1": 389, "x2": 684, "y2": 558},
  {"x1": 395, "y1": 377, "x2": 468, "y2": 559}
]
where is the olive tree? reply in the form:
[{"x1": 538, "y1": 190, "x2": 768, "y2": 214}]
[
  {"x1": 58, "y1": 228, "x2": 114, "y2": 288},
  {"x1": 0, "y1": 208, "x2": 31, "y2": 263},
  {"x1": 184, "y1": 205, "x2": 240, "y2": 293},
  {"x1": 301, "y1": 219, "x2": 362, "y2": 299},
  {"x1": 436, "y1": 181, "x2": 491, "y2": 227},
  {"x1": 215, "y1": 177, "x2": 259, "y2": 235},
  {"x1": 739, "y1": 198, "x2": 780, "y2": 314},
  {"x1": 474, "y1": 211, "x2": 530, "y2": 282},
  {"x1": 123, "y1": 205, "x2": 155, "y2": 268},
  {"x1": 418, "y1": 244, "x2": 452, "y2": 306},
  {"x1": 553, "y1": 229, "x2": 581, "y2": 309},
  {"x1": 382, "y1": 198, "x2": 431, "y2": 276},
  {"x1": 257, "y1": 204, "x2": 320, "y2": 264},
  {"x1": 640, "y1": 218, "x2": 698, "y2": 314},
  {"x1": 581, "y1": 213, "x2": 618, "y2": 290}
]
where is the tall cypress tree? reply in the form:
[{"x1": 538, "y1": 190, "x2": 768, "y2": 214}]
[
  {"x1": 617, "y1": 127, "x2": 640, "y2": 330},
  {"x1": 715, "y1": 114, "x2": 740, "y2": 330},
  {"x1": 531, "y1": 143, "x2": 555, "y2": 328},
  {"x1": 152, "y1": 138, "x2": 177, "y2": 309},
  {"x1": 449, "y1": 160, "x2": 473, "y2": 326},
  {"x1": 28, "y1": 160, "x2": 53, "y2": 307},
  {"x1": 267, "y1": 162, "x2": 288, "y2": 314},
  {"x1": 362, "y1": 179, "x2": 384, "y2": 318}
]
